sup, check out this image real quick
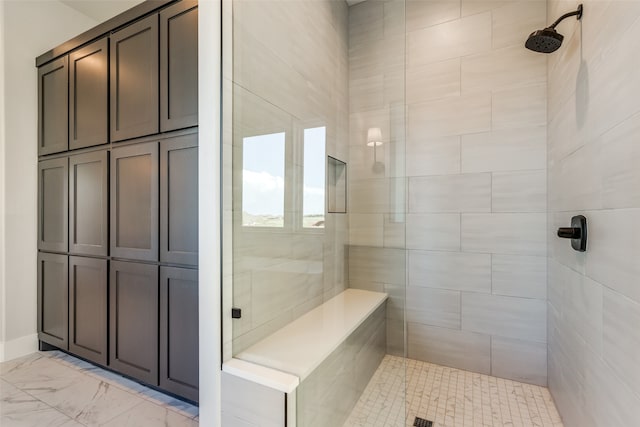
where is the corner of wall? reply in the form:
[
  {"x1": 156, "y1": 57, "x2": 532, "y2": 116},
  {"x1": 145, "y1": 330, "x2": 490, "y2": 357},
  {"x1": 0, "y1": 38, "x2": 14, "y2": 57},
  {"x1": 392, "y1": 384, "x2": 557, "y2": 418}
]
[{"x1": 0, "y1": 334, "x2": 38, "y2": 363}]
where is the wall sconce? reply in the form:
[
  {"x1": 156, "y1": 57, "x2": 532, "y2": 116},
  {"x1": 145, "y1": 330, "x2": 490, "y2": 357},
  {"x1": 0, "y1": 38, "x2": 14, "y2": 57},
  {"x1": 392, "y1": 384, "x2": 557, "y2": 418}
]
[{"x1": 367, "y1": 127, "x2": 385, "y2": 173}]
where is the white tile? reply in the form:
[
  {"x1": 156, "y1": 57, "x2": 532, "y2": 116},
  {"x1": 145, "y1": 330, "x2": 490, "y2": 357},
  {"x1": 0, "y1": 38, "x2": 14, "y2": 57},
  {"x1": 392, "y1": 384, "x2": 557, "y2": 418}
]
[
  {"x1": 408, "y1": 93, "x2": 491, "y2": 138},
  {"x1": 492, "y1": 170, "x2": 546, "y2": 212},
  {"x1": 349, "y1": 213, "x2": 384, "y2": 247},
  {"x1": 492, "y1": 254, "x2": 546, "y2": 299},
  {"x1": 462, "y1": 213, "x2": 546, "y2": 256},
  {"x1": 492, "y1": 84, "x2": 547, "y2": 130},
  {"x1": 461, "y1": 126, "x2": 546, "y2": 173},
  {"x1": 408, "y1": 324, "x2": 491, "y2": 374},
  {"x1": 349, "y1": 178, "x2": 390, "y2": 214},
  {"x1": 406, "y1": 59, "x2": 461, "y2": 105},
  {"x1": 462, "y1": 293, "x2": 547, "y2": 342},
  {"x1": 409, "y1": 174, "x2": 491, "y2": 213},
  {"x1": 406, "y1": 135, "x2": 460, "y2": 177},
  {"x1": 461, "y1": 45, "x2": 546, "y2": 94},
  {"x1": 409, "y1": 250, "x2": 492, "y2": 292},
  {"x1": 406, "y1": 287, "x2": 461, "y2": 329},
  {"x1": 408, "y1": 12, "x2": 492, "y2": 67},
  {"x1": 602, "y1": 288, "x2": 640, "y2": 398},
  {"x1": 406, "y1": 0, "x2": 461, "y2": 32},
  {"x1": 492, "y1": 0, "x2": 547, "y2": 49},
  {"x1": 585, "y1": 208, "x2": 640, "y2": 304},
  {"x1": 102, "y1": 400, "x2": 198, "y2": 427},
  {"x1": 491, "y1": 337, "x2": 547, "y2": 386},
  {"x1": 406, "y1": 213, "x2": 461, "y2": 251}
]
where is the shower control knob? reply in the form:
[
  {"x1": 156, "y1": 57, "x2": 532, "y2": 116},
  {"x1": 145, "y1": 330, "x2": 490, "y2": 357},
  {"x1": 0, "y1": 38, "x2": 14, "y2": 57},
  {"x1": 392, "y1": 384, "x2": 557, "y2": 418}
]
[{"x1": 557, "y1": 215, "x2": 587, "y2": 252}]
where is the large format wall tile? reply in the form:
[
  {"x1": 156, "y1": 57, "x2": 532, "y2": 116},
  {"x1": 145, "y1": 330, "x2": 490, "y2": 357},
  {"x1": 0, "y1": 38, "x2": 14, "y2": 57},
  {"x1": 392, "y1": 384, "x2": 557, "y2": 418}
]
[
  {"x1": 406, "y1": 287, "x2": 461, "y2": 329},
  {"x1": 461, "y1": 126, "x2": 546, "y2": 173},
  {"x1": 492, "y1": 170, "x2": 546, "y2": 212},
  {"x1": 461, "y1": 293, "x2": 546, "y2": 342},
  {"x1": 406, "y1": 214, "x2": 460, "y2": 251},
  {"x1": 462, "y1": 213, "x2": 546, "y2": 255},
  {"x1": 491, "y1": 337, "x2": 547, "y2": 386},
  {"x1": 408, "y1": 93, "x2": 491, "y2": 138},
  {"x1": 409, "y1": 250, "x2": 491, "y2": 292},
  {"x1": 408, "y1": 12, "x2": 492, "y2": 67},
  {"x1": 409, "y1": 174, "x2": 491, "y2": 213},
  {"x1": 407, "y1": 323, "x2": 491, "y2": 374},
  {"x1": 492, "y1": 254, "x2": 546, "y2": 299}
]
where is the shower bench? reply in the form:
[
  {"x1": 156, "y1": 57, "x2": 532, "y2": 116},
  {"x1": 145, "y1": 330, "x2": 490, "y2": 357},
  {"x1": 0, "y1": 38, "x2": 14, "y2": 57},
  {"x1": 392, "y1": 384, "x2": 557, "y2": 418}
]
[{"x1": 221, "y1": 288, "x2": 388, "y2": 427}]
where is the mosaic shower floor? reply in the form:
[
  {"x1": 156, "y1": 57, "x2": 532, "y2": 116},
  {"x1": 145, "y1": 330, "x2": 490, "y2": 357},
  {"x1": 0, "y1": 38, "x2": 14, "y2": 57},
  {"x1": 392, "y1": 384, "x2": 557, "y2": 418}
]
[{"x1": 344, "y1": 355, "x2": 563, "y2": 427}]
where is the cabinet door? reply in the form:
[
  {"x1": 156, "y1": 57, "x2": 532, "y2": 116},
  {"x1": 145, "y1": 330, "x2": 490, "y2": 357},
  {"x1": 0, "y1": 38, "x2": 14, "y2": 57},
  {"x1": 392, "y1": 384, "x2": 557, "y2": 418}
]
[
  {"x1": 160, "y1": 1, "x2": 198, "y2": 132},
  {"x1": 69, "y1": 256, "x2": 107, "y2": 365},
  {"x1": 110, "y1": 15, "x2": 159, "y2": 142},
  {"x1": 37, "y1": 252, "x2": 68, "y2": 349},
  {"x1": 160, "y1": 135, "x2": 198, "y2": 265},
  {"x1": 69, "y1": 38, "x2": 109, "y2": 150},
  {"x1": 111, "y1": 142, "x2": 159, "y2": 261},
  {"x1": 70, "y1": 151, "x2": 108, "y2": 256},
  {"x1": 38, "y1": 56, "x2": 68, "y2": 155},
  {"x1": 38, "y1": 157, "x2": 68, "y2": 253},
  {"x1": 160, "y1": 266, "x2": 199, "y2": 402},
  {"x1": 109, "y1": 261, "x2": 158, "y2": 384}
]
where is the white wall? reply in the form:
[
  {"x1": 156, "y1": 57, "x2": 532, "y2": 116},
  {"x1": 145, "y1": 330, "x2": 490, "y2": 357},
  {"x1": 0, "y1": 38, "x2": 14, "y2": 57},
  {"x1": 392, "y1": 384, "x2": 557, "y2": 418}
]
[
  {"x1": 547, "y1": 1, "x2": 640, "y2": 425},
  {"x1": 0, "y1": 1, "x2": 98, "y2": 361},
  {"x1": 198, "y1": 0, "x2": 222, "y2": 425},
  {"x1": 0, "y1": 0, "x2": 6, "y2": 357}
]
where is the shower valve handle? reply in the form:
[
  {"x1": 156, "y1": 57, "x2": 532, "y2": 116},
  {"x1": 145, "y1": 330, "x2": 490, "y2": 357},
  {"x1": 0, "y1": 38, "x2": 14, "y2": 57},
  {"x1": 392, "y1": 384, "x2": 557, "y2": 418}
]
[
  {"x1": 557, "y1": 227, "x2": 581, "y2": 239},
  {"x1": 556, "y1": 215, "x2": 587, "y2": 252}
]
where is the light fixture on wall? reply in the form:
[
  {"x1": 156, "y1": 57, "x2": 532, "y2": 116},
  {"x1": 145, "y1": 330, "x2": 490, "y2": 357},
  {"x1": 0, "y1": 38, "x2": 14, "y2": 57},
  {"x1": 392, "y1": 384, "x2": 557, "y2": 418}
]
[{"x1": 367, "y1": 127, "x2": 385, "y2": 173}]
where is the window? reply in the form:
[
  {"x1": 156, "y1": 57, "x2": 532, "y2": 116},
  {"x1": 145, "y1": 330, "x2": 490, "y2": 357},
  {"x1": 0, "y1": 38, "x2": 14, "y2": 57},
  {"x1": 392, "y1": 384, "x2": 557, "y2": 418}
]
[
  {"x1": 242, "y1": 132, "x2": 286, "y2": 227},
  {"x1": 302, "y1": 127, "x2": 326, "y2": 228}
]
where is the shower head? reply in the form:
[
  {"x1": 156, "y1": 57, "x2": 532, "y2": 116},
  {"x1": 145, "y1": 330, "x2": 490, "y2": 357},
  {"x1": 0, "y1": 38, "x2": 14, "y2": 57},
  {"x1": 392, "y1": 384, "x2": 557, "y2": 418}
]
[
  {"x1": 525, "y1": 28, "x2": 564, "y2": 53},
  {"x1": 525, "y1": 4, "x2": 583, "y2": 53}
]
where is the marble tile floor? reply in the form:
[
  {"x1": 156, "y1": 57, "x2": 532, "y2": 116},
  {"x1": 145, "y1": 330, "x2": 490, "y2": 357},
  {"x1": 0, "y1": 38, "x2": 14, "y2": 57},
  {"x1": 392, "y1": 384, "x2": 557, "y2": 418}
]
[
  {"x1": 0, "y1": 351, "x2": 198, "y2": 426},
  {"x1": 345, "y1": 355, "x2": 563, "y2": 427}
]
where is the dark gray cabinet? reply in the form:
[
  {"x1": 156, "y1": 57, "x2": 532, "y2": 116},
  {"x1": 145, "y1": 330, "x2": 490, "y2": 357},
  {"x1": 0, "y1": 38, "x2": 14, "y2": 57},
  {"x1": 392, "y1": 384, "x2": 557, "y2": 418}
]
[
  {"x1": 69, "y1": 150, "x2": 109, "y2": 256},
  {"x1": 160, "y1": 266, "x2": 199, "y2": 402},
  {"x1": 69, "y1": 256, "x2": 108, "y2": 365},
  {"x1": 160, "y1": 1, "x2": 198, "y2": 132},
  {"x1": 38, "y1": 157, "x2": 68, "y2": 253},
  {"x1": 161, "y1": 135, "x2": 198, "y2": 265},
  {"x1": 109, "y1": 261, "x2": 158, "y2": 384},
  {"x1": 37, "y1": 252, "x2": 68, "y2": 349},
  {"x1": 38, "y1": 56, "x2": 68, "y2": 155},
  {"x1": 111, "y1": 142, "x2": 159, "y2": 261},
  {"x1": 69, "y1": 38, "x2": 109, "y2": 150},
  {"x1": 110, "y1": 14, "x2": 159, "y2": 142}
]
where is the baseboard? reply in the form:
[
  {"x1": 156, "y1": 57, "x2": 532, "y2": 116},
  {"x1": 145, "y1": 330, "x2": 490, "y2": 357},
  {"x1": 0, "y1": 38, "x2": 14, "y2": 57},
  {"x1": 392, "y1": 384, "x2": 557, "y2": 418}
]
[{"x1": 0, "y1": 333, "x2": 38, "y2": 362}]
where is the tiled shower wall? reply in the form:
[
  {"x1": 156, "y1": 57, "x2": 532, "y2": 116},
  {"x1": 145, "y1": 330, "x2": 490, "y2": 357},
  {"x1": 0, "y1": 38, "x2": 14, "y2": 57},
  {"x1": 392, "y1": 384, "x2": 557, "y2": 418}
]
[
  {"x1": 547, "y1": 1, "x2": 640, "y2": 425},
  {"x1": 223, "y1": 0, "x2": 350, "y2": 358},
  {"x1": 348, "y1": 0, "x2": 549, "y2": 385}
]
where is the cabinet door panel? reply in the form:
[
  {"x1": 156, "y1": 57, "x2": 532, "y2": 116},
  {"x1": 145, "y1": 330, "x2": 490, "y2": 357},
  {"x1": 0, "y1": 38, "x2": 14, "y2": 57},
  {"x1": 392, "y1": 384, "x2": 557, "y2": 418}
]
[
  {"x1": 111, "y1": 142, "x2": 159, "y2": 261},
  {"x1": 69, "y1": 257, "x2": 107, "y2": 365},
  {"x1": 69, "y1": 38, "x2": 109, "y2": 150},
  {"x1": 70, "y1": 151, "x2": 108, "y2": 256},
  {"x1": 160, "y1": 266, "x2": 199, "y2": 401},
  {"x1": 109, "y1": 261, "x2": 158, "y2": 384},
  {"x1": 110, "y1": 15, "x2": 159, "y2": 142},
  {"x1": 38, "y1": 158, "x2": 68, "y2": 253},
  {"x1": 38, "y1": 56, "x2": 68, "y2": 155},
  {"x1": 160, "y1": 1, "x2": 198, "y2": 131},
  {"x1": 160, "y1": 135, "x2": 198, "y2": 265},
  {"x1": 37, "y1": 252, "x2": 68, "y2": 349}
]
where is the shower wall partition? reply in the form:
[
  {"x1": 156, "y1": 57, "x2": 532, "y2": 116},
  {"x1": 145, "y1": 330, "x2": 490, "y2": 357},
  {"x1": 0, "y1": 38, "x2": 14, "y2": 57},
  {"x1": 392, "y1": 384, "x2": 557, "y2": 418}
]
[
  {"x1": 222, "y1": 0, "x2": 407, "y2": 425},
  {"x1": 223, "y1": 0, "x2": 552, "y2": 425}
]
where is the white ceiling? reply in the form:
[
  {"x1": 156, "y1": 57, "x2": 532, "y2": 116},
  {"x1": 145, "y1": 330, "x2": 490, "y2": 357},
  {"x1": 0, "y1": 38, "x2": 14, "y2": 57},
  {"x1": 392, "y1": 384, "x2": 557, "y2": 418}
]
[
  {"x1": 346, "y1": 0, "x2": 368, "y2": 5},
  {"x1": 59, "y1": 0, "x2": 145, "y2": 23}
]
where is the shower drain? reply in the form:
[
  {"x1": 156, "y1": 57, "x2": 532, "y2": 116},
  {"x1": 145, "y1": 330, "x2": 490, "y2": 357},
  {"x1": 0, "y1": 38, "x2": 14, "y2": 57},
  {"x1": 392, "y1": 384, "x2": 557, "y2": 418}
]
[{"x1": 413, "y1": 417, "x2": 433, "y2": 427}]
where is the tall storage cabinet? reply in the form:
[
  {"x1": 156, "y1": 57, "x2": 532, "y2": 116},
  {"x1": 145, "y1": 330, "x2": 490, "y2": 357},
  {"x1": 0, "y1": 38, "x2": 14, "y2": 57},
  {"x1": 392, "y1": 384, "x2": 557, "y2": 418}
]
[{"x1": 36, "y1": 0, "x2": 199, "y2": 403}]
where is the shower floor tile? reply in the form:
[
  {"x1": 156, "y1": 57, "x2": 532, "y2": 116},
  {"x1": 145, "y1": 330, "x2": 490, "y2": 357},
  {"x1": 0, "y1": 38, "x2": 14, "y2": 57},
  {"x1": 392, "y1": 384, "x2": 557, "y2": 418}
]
[{"x1": 344, "y1": 355, "x2": 563, "y2": 427}]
